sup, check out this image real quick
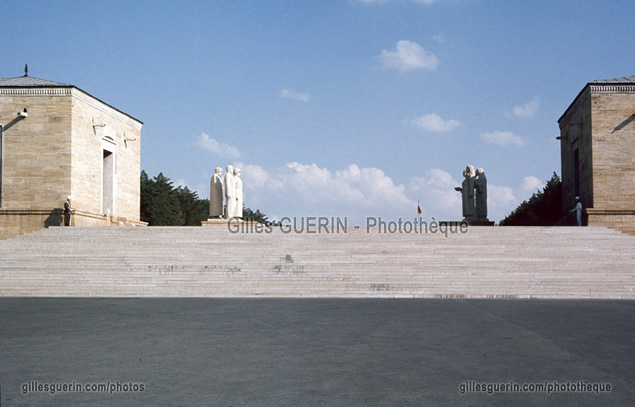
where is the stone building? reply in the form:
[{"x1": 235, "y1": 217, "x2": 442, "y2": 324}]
[
  {"x1": 558, "y1": 75, "x2": 635, "y2": 233},
  {"x1": 0, "y1": 72, "x2": 146, "y2": 238}
]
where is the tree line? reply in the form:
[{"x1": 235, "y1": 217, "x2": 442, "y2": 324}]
[{"x1": 499, "y1": 172, "x2": 562, "y2": 226}]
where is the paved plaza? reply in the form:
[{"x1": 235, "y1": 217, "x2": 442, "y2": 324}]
[{"x1": 1, "y1": 298, "x2": 633, "y2": 406}]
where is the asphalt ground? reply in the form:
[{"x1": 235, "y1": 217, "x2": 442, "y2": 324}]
[{"x1": 0, "y1": 298, "x2": 633, "y2": 406}]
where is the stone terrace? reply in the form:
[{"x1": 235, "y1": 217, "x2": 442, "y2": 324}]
[{"x1": 0, "y1": 226, "x2": 633, "y2": 298}]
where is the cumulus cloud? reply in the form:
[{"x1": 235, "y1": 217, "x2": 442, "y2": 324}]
[
  {"x1": 480, "y1": 131, "x2": 525, "y2": 147},
  {"x1": 197, "y1": 133, "x2": 242, "y2": 159},
  {"x1": 409, "y1": 169, "x2": 550, "y2": 222},
  {"x1": 408, "y1": 113, "x2": 462, "y2": 133},
  {"x1": 488, "y1": 184, "x2": 518, "y2": 220},
  {"x1": 512, "y1": 97, "x2": 540, "y2": 118},
  {"x1": 279, "y1": 88, "x2": 310, "y2": 102},
  {"x1": 233, "y1": 161, "x2": 415, "y2": 222},
  {"x1": 285, "y1": 162, "x2": 413, "y2": 209},
  {"x1": 380, "y1": 40, "x2": 438, "y2": 71},
  {"x1": 195, "y1": 157, "x2": 550, "y2": 223},
  {"x1": 409, "y1": 169, "x2": 461, "y2": 217},
  {"x1": 522, "y1": 176, "x2": 544, "y2": 193}
]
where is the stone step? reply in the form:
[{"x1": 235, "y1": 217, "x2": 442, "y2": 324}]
[{"x1": 1, "y1": 226, "x2": 633, "y2": 298}]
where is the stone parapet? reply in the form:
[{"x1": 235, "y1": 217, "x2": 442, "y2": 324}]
[
  {"x1": 587, "y1": 208, "x2": 635, "y2": 235},
  {"x1": 0, "y1": 208, "x2": 147, "y2": 239},
  {"x1": 0, "y1": 208, "x2": 63, "y2": 239},
  {"x1": 201, "y1": 219, "x2": 262, "y2": 227}
]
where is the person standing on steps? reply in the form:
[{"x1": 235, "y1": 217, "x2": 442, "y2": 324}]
[
  {"x1": 569, "y1": 196, "x2": 583, "y2": 226},
  {"x1": 64, "y1": 196, "x2": 73, "y2": 226}
]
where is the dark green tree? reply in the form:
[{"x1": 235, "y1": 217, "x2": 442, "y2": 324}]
[
  {"x1": 141, "y1": 171, "x2": 184, "y2": 226},
  {"x1": 499, "y1": 172, "x2": 562, "y2": 226},
  {"x1": 176, "y1": 186, "x2": 210, "y2": 226},
  {"x1": 242, "y1": 207, "x2": 278, "y2": 226}
]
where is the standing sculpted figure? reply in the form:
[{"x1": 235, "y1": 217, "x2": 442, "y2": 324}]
[
  {"x1": 209, "y1": 167, "x2": 224, "y2": 218},
  {"x1": 234, "y1": 168, "x2": 243, "y2": 218},
  {"x1": 454, "y1": 165, "x2": 476, "y2": 221},
  {"x1": 224, "y1": 165, "x2": 236, "y2": 219},
  {"x1": 474, "y1": 168, "x2": 488, "y2": 221}
]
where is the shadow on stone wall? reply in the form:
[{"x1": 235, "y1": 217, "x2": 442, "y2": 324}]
[
  {"x1": 0, "y1": 208, "x2": 65, "y2": 239},
  {"x1": 44, "y1": 208, "x2": 64, "y2": 228}
]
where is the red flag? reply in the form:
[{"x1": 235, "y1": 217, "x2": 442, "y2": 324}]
[{"x1": 417, "y1": 201, "x2": 422, "y2": 214}]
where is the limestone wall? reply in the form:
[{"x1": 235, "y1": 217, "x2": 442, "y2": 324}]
[
  {"x1": 587, "y1": 209, "x2": 635, "y2": 235},
  {"x1": 0, "y1": 209, "x2": 64, "y2": 239},
  {"x1": 70, "y1": 89, "x2": 142, "y2": 223},
  {"x1": 0, "y1": 91, "x2": 73, "y2": 210},
  {"x1": 590, "y1": 92, "x2": 635, "y2": 210}
]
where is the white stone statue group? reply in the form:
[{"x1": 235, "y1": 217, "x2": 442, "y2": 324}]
[
  {"x1": 210, "y1": 165, "x2": 243, "y2": 219},
  {"x1": 454, "y1": 165, "x2": 488, "y2": 223}
]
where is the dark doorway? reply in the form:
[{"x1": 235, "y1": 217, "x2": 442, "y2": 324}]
[
  {"x1": 102, "y1": 150, "x2": 114, "y2": 215},
  {"x1": 573, "y1": 148, "x2": 580, "y2": 197}
]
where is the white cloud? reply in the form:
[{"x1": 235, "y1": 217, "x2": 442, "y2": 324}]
[
  {"x1": 480, "y1": 131, "x2": 525, "y2": 147},
  {"x1": 512, "y1": 97, "x2": 540, "y2": 118},
  {"x1": 408, "y1": 113, "x2": 462, "y2": 133},
  {"x1": 522, "y1": 176, "x2": 544, "y2": 193},
  {"x1": 409, "y1": 169, "x2": 549, "y2": 222},
  {"x1": 284, "y1": 162, "x2": 413, "y2": 208},
  {"x1": 192, "y1": 158, "x2": 550, "y2": 224},
  {"x1": 380, "y1": 40, "x2": 438, "y2": 71},
  {"x1": 488, "y1": 184, "x2": 518, "y2": 221},
  {"x1": 409, "y1": 169, "x2": 461, "y2": 217},
  {"x1": 233, "y1": 161, "x2": 416, "y2": 222},
  {"x1": 239, "y1": 162, "x2": 532, "y2": 223},
  {"x1": 279, "y1": 88, "x2": 310, "y2": 102},
  {"x1": 242, "y1": 164, "x2": 273, "y2": 188},
  {"x1": 197, "y1": 133, "x2": 242, "y2": 159},
  {"x1": 432, "y1": 34, "x2": 445, "y2": 43}
]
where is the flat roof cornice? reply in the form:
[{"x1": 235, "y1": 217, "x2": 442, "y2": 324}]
[{"x1": 0, "y1": 76, "x2": 143, "y2": 125}]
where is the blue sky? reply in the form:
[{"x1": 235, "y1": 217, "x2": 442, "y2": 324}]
[{"x1": 3, "y1": 0, "x2": 633, "y2": 224}]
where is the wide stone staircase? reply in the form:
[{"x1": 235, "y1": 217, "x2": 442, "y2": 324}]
[{"x1": 0, "y1": 225, "x2": 633, "y2": 298}]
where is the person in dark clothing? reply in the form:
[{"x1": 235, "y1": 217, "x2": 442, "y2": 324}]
[{"x1": 64, "y1": 196, "x2": 73, "y2": 226}]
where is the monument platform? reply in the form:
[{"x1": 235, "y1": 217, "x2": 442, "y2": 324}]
[
  {"x1": 0, "y1": 226, "x2": 633, "y2": 299},
  {"x1": 469, "y1": 220, "x2": 495, "y2": 226},
  {"x1": 440, "y1": 220, "x2": 495, "y2": 227},
  {"x1": 201, "y1": 218, "x2": 262, "y2": 227}
]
